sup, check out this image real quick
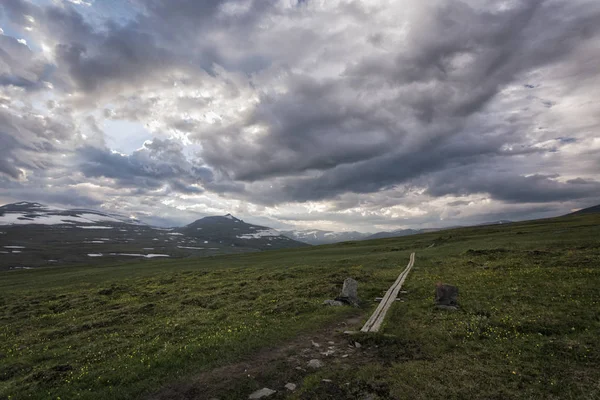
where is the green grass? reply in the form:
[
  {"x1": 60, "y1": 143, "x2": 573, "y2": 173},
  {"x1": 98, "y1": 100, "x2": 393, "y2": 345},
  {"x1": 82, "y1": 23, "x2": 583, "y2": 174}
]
[{"x1": 1, "y1": 214, "x2": 599, "y2": 399}]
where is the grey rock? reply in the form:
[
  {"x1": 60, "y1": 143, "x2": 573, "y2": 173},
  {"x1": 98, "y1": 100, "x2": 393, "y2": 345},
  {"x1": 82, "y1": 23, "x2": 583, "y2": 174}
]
[
  {"x1": 323, "y1": 299, "x2": 344, "y2": 306},
  {"x1": 284, "y1": 383, "x2": 297, "y2": 391},
  {"x1": 434, "y1": 283, "x2": 458, "y2": 306},
  {"x1": 311, "y1": 340, "x2": 320, "y2": 347},
  {"x1": 248, "y1": 388, "x2": 276, "y2": 399},
  {"x1": 307, "y1": 359, "x2": 325, "y2": 369},
  {"x1": 354, "y1": 341, "x2": 362, "y2": 348},
  {"x1": 336, "y1": 278, "x2": 359, "y2": 305}
]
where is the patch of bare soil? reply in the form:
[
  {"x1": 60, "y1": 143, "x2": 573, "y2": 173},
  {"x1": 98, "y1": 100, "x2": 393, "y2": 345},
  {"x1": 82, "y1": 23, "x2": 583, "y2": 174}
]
[{"x1": 147, "y1": 313, "x2": 380, "y2": 400}]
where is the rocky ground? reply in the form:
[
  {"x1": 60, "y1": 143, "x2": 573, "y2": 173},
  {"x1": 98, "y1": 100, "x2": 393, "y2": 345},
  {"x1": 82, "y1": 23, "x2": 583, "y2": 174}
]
[{"x1": 149, "y1": 313, "x2": 388, "y2": 400}]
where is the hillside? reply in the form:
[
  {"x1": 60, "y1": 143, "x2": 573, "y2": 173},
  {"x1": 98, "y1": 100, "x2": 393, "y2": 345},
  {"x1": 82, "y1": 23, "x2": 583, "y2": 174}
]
[
  {"x1": 1, "y1": 213, "x2": 599, "y2": 399},
  {"x1": 569, "y1": 203, "x2": 600, "y2": 215},
  {"x1": 0, "y1": 202, "x2": 306, "y2": 269},
  {"x1": 179, "y1": 214, "x2": 307, "y2": 250}
]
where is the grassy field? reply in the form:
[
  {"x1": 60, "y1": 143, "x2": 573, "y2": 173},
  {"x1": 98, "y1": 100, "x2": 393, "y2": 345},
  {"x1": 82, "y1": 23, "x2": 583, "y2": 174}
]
[{"x1": 1, "y1": 214, "x2": 599, "y2": 399}]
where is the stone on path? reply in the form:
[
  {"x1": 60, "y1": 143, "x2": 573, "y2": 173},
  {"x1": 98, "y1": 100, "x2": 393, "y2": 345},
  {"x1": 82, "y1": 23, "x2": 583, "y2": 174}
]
[
  {"x1": 248, "y1": 388, "x2": 276, "y2": 399},
  {"x1": 435, "y1": 283, "x2": 458, "y2": 307},
  {"x1": 307, "y1": 359, "x2": 325, "y2": 369},
  {"x1": 284, "y1": 383, "x2": 297, "y2": 391}
]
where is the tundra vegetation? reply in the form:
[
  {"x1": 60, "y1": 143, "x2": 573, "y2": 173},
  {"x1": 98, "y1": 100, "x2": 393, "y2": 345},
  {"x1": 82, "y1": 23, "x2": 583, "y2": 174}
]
[{"x1": 1, "y1": 213, "x2": 599, "y2": 399}]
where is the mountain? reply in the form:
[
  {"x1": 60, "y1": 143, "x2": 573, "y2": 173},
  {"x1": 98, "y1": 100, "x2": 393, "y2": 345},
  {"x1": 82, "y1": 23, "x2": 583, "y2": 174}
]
[
  {"x1": 178, "y1": 214, "x2": 306, "y2": 250},
  {"x1": 281, "y1": 229, "x2": 370, "y2": 245},
  {"x1": 0, "y1": 201, "x2": 144, "y2": 226},
  {"x1": 0, "y1": 202, "x2": 306, "y2": 270},
  {"x1": 568, "y1": 204, "x2": 600, "y2": 215}
]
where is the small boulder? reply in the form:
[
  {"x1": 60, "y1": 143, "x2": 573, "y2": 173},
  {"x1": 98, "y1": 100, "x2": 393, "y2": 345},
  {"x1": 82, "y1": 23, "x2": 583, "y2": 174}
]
[
  {"x1": 248, "y1": 388, "x2": 276, "y2": 399},
  {"x1": 285, "y1": 383, "x2": 297, "y2": 391},
  {"x1": 336, "y1": 278, "x2": 359, "y2": 305},
  {"x1": 307, "y1": 359, "x2": 325, "y2": 369},
  {"x1": 435, "y1": 283, "x2": 458, "y2": 307}
]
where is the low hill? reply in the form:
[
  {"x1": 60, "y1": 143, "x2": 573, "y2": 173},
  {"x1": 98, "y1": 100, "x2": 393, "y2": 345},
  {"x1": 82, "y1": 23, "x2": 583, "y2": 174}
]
[{"x1": 568, "y1": 204, "x2": 600, "y2": 215}]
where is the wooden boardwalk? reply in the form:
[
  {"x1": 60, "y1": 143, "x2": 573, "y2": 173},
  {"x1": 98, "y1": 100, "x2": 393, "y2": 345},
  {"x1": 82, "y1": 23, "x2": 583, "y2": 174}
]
[{"x1": 360, "y1": 252, "x2": 416, "y2": 333}]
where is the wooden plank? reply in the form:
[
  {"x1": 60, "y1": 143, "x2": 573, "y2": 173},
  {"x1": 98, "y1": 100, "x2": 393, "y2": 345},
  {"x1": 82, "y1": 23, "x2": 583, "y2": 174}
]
[{"x1": 360, "y1": 252, "x2": 415, "y2": 333}]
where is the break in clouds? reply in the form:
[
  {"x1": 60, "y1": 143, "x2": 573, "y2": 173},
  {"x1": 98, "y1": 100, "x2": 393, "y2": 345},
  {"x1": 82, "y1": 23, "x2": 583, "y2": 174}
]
[{"x1": 0, "y1": 0, "x2": 599, "y2": 231}]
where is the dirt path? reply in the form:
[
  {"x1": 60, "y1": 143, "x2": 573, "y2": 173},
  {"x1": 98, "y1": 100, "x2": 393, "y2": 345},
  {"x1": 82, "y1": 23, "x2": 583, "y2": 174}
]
[{"x1": 147, "y1": 312, "x2": 376, "y2": 400}]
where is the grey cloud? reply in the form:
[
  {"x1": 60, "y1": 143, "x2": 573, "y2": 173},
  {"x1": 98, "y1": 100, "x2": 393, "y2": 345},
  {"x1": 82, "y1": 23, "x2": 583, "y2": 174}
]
[
  {"x1": 2, "y1": 0, "x2": 600, "y2": 232},
  {"x1": 0, "y1": 104, "x2": 75, "y2": 180},
  {"x1": 447, "y1": 200, "x2": 471, "y2": 207},
  {"x1": 197, "y1": 0, "x2": 600, "y2": 206},
  {"x1": 0, "y1": 178, "x2": 104, "y2": 208},
  {"x1": 2, "y1": 0, "x2": 276, "y2": 98},
  {"x1": 77, "y1": 139, "x2": 214, "y2": 193},
  {"x1": 0, "y1": 34, "x2": 49, "y2": 90},
  {"x1": 202, "y1": 76, "x2": 399, "y2": 182},
  {"x1": 427, "y1": 171, "x2": 600, "y2": 203}
]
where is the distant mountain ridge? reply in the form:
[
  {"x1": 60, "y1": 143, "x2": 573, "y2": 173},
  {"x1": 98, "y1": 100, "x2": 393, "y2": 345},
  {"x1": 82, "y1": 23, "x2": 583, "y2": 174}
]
[
  {"x1": 0, "y1": 202, "x2": 306, "y2": 270},
  {"x1": 281, "y1": 229, "x2": 369, "y2": 245},
  {"x1": 0, "y1": 201, "x2": 144, "y2": 226}
]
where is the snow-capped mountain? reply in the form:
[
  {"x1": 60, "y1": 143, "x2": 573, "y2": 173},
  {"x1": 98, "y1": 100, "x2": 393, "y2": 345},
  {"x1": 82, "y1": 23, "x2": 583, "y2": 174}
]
[
  {"x1": 0, "y1": 202, "x2": 144, "y2": 227},
  {"x1": 0, "y1": 202, "x2": 306, "y2": 270},
  {"x1": 281, "y1": 229, "x2": 370, "y2": 245}
]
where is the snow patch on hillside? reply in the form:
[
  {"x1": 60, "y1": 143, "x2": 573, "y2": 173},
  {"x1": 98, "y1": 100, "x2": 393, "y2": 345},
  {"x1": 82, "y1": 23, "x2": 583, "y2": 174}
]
[
  {"x1": 109, "y1": 253, "x2": 170, "y2": 258},
  {"x1": 237, "y1": 229, "x2": 281, "y2": 239}
]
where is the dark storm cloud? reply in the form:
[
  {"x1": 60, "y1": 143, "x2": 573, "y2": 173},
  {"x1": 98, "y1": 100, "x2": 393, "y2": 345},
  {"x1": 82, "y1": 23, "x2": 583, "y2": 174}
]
[
  {"x1": 427, "y1": 171, "x2": 600, "y2": 203},
  {"x1": 1, "y1": 0, "x2": 599, "y2": 230},
  {"x1": 77, "y1": 139, "x2": 213, "y2": 193},
  {"x1": 201, "y1": 76, "x2": 398, "y2": 182},
  {"x1": 196, "y1": 0, "x2": 600, "y2": 206},
  {"x1": 2, "y1": 0, "x2": 276, "y2": 98}
]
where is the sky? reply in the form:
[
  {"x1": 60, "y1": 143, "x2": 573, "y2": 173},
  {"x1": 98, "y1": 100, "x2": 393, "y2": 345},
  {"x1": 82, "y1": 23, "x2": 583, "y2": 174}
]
[{"x1": 0, "y1": 0, "x2": 599, "y2": 232}]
